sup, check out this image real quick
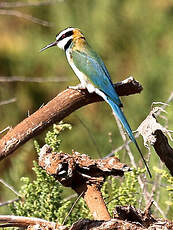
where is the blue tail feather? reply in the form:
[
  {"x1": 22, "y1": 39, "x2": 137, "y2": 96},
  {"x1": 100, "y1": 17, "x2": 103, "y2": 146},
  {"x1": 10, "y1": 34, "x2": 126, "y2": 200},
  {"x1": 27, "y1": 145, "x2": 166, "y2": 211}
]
[{"x1": 106, "y1": 97, "x2": 152, "y2": 178}]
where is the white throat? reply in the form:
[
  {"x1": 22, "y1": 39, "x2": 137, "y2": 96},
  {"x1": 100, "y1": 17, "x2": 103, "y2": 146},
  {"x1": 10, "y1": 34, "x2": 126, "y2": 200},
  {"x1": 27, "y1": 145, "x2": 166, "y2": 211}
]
[{"x1": 57, "y1": 36, "x2": 72, "y2": 50}]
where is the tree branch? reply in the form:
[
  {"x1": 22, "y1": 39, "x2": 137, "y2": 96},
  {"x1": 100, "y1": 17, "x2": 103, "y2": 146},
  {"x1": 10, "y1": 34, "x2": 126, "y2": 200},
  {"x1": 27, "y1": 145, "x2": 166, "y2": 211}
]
[
  {"x1": 153, "y1": 130, "x2": 173, "y2": 176},
  {"x1": 0, "y1": 77, "x2": 142, "y2": 161},
  {"x1": 0, "y1": 9, "x2": 53, "y2": 27},
  {"x1": 0, "y1": 0, "x2": 61, "y2": 8},
  {"x1": 0, "y1": 215, "x2": 60, "y2": 229},
  {"x1": 137, "y1": 107, "x2": 173, "y2": 175}
]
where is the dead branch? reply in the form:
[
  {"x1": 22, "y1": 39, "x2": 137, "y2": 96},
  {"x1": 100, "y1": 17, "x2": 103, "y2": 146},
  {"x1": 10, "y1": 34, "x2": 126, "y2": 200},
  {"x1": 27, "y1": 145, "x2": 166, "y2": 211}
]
[
  {"x1": 38, "y1": 144, "x2": 130, "y2": 220},
  {"x1": 0, "y1": 76, "x2": 69, "y2": 83},
  {"x1": 0, "y1": 214, "x2": 172, "y2": 230},
  {"x1": 0, "y1": 98, "x2": 16, "y2": 106},
  {"x1": 0, "y1": 178, "x2": 20, "y2": 196},
  {"x1": 0, "y1": 0, "x2": 61, "y2": 8},
  {"x1": 137, "y1": 107, "x2": 173, "y2": 175},
  {"x1": 0, "y1": 198, "x2": 19, "y2": 207},
  {"x1": 0, "y1": 215, "x2": 64, "y2": 229},
  {"x1": 114, "y1": 202, "x2": 156, "y2": 228},
  {"x1": 153, "y1": 130, "x2": 173, "y2": 175},
  {"x1": 0, "y1": 199, "x2": 172, "y2": 229},
  {"x1": 70, "y1": 218, "x2": 173, "y2": 230},
  {"x1": 0, "y1": 9, "x2": 53, "y2": 27},
  {"x1": 0, "y1": 126, "x2": 11, "y2": 134},
  {"x1": 0, "y1": 77, "x2": 142, "y2": 161}
]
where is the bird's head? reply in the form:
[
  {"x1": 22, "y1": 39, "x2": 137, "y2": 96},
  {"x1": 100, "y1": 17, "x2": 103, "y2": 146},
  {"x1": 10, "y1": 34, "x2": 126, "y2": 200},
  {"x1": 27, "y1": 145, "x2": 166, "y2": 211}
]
[{"x1": 40, "y1": 27, "x2": 85, "y2": 52}]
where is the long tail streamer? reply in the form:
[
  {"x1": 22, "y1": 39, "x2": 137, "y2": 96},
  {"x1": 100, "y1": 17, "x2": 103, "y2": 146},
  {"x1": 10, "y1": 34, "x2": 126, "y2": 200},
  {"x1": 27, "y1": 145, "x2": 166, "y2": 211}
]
[{"x1": 106, "y1": 97, "x2": 152, "y2": 178}]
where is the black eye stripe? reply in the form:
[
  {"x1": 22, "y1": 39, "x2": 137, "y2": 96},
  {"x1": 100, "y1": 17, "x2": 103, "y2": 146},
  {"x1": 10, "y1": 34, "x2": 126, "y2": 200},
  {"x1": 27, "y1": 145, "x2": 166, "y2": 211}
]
[
  {"x1": 65, "y1": 30, "x2": 73, "y2": 37},
  {"x1": 57, "y1": 30, "x2": 73, "y2": 41},
  {"x1": 64, "y1": 39, "x2": 72, "y2": 51}
]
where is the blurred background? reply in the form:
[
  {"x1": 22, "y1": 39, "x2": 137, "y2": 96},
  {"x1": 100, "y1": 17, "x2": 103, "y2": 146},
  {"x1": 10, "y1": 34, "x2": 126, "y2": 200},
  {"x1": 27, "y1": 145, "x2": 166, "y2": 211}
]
[{"x1": 0, "y1": 0, "x2": 173, "y2": 219}]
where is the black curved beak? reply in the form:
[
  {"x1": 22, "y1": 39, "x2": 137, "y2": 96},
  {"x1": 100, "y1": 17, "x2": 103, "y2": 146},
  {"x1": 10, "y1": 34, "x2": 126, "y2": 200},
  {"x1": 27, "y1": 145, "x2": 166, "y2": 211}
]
[{"x1": 40, "y1": 41, "x2": 57, "y2": 52}]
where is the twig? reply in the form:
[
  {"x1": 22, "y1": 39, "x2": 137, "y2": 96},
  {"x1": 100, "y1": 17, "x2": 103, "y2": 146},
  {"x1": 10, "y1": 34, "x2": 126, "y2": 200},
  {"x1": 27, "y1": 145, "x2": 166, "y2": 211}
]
[
  {"x1": 105, "y1": 140, "x2": 131, "y2": 158},
  {"x1": 0, "y1": 198, "x2": 19, "y2": 207},
  {"x1": 0, "y1": 178, "x2": 20, "y2": 196},
  {"x1": 0, "y1": 98, "x2": 16, "y2": 106},
  {"x1": 62, "y1": 192, "x2": 84, "y2": 225},
  {"x1": 148, "y1": 167, "x2": 160, "y2": 202},
  {"x1": 152, "y1": 92, "x2": 173, "y2": 117},
  {"x1": 0, "y1": 0, "x2": 63, "y2": 8},
  {"x1": 0, "y1": 215, "x2": 58, "y2": 228},
  {"x1": 0, "y1": 126, "x2": 11, "y2": 134},
  {"x1": 153, "y1": 200, "x2": 166, "y2": 219},
  {"x1": 104, "y1": 133, "x2": 142, "y2": 158},
  {"x1": 0, "y1": 9, "x2": 53, "y2": 27},
  {"x1": 75, "y1": 114, "x2": 101, "y2": 158},
  {"x1": 113, "y1": 114, "x2": 136, "y2": 167},
  {"x1": 64, "y1": 193, "x2": 77, "y2": 201},
  {"x1": 155, "y1": 161, "x2": 163, "y2": 213},
  {"x1": 0, "y1": 76, "x2": 70, "y2": 83},
  {"x1": 0, "y1": 77, "x2": 142, "y2": 161}
]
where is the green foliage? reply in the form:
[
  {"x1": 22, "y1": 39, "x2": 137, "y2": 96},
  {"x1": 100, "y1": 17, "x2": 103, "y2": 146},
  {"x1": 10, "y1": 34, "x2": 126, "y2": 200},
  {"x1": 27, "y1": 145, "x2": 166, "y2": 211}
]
[
  {"x1": 10, "y1": 161, "x2": 65, "y2": 222},
  {"x1": 10, "y1": 123, "x2": 90, "y2": 226},
  {"x1": 45, "y1": 122, "x2": 72, "y2": 151},
  {"x1": 10, "y1": 159, "x2": 91, "y2": 225},
  {"x1": 102, "y1": 168, "x2": 145, "y2": 216}
]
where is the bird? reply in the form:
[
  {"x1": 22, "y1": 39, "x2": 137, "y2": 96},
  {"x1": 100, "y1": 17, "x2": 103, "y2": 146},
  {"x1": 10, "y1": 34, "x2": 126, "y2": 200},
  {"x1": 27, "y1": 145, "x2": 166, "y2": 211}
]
[{"x1": 40, "y1": 27, "x2": 151, "y2": 178}]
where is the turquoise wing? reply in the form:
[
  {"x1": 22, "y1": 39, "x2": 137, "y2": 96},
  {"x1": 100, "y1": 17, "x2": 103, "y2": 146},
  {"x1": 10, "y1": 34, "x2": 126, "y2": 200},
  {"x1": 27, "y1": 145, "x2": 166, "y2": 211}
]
[{"x1": 72, "y1": 46, "x2": 122, "y2": 106}]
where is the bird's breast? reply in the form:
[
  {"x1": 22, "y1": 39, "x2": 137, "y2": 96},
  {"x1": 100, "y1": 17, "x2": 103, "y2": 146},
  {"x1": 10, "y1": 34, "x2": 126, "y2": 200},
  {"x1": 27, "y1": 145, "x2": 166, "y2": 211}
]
[{"x1": 66, "y1": 50, "x2": 88, "y2": 85}]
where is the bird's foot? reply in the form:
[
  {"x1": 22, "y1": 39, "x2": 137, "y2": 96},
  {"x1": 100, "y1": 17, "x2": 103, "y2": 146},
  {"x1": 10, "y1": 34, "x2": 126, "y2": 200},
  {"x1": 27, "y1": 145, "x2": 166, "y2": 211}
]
[{"x1": 68, "y1": 84, "x2": 86, "y2": 90}]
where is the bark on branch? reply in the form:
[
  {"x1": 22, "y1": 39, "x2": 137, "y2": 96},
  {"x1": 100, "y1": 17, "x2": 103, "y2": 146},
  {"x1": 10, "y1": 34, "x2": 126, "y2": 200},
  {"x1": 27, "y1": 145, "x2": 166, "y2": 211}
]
[
  {"x1": 137, "y1": 107, "x2": 173, "y2": 175},
  {"x1": 38, "y1": 144, "x2": 130, "y2": 221},
  {"x1": 0, "y1": 77, "x2": 142, "y2": 161},
  {"x1": 153, "y1": 130, "x2": 173, "y2": 175}
]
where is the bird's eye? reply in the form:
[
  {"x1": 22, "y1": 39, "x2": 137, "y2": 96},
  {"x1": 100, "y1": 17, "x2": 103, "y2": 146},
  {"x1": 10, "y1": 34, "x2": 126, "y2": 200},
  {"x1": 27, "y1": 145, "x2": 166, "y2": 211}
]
[{"x1": 57, "y1": 30, "x2": 73, "y2": 42}]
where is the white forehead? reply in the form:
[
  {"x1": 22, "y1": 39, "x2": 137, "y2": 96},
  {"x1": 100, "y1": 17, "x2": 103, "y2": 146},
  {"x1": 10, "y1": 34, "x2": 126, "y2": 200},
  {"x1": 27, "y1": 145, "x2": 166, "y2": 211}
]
[{"x1": 56, "y1": 27, "x2": 74, "y2": 40}]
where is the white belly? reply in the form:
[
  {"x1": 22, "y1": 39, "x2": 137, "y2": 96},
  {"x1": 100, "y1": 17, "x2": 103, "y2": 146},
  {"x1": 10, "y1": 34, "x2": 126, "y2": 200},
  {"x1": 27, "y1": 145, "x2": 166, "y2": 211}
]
[{"x1": 66, "y1": 50, "x2": 88, "y2": 88}]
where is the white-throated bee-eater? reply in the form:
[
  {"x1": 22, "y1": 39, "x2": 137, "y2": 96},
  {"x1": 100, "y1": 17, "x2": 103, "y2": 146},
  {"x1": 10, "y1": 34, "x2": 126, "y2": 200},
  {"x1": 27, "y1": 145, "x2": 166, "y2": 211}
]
[{"x1": 40, "y1": 27, "x2": 151, "y2": 178}]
